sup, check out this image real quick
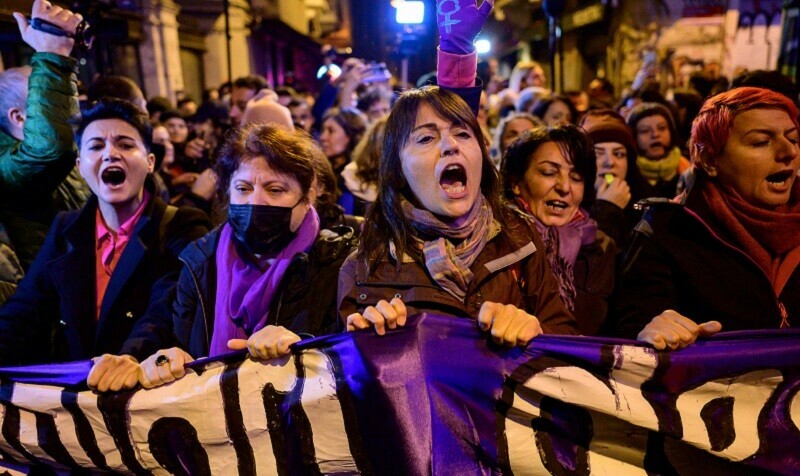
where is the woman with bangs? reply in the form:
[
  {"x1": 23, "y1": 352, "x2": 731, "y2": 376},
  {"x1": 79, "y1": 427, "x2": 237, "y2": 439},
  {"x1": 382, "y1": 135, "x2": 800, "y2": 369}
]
[
  {"x1": 338, "y1": 0, "x2": 577, "y2": 345},
  {"x1": 613, "y1": 87, "x2": 800, "y2": 349}
]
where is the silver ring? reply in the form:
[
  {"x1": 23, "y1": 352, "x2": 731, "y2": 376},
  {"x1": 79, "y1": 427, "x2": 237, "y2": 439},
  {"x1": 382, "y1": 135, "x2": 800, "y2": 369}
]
[{"x1": 155, "y1": 354, "x2": 169, "y2": 366}]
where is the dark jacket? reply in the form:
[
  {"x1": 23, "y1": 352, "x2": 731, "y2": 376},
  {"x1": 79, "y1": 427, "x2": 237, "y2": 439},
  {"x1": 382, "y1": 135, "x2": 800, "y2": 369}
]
[
  {"x1": 172, "y1": 224, "x2": 359, "y2": 358},
  {"x1": 573, "y1": 230, "x2": 618, "y2": 336},
  {"x1": 0, "y1": 53, "x2": 90, "y2": 271},
  {"x1": 339, "y1": 211, "x2": 578, "y2": 335},
  {"x1": 611, "y1": 184, "x2": 800, "y2": 339},
  {"x1": 0, "y1": 189, "x2": 211, "y2": 365},
  {"x1": 590, "y1": 199, "x2": 642, "y2": 247},
  {"x1": 0, "y1": 224, "x2": 23, "y2": 306}
]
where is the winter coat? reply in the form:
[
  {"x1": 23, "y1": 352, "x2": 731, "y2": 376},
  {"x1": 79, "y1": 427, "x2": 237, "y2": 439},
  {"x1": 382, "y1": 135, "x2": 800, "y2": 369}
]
[
  {"x1": 338, "y1": 211, "x2": 578, "y2": 335},
  {"x1": 171, "y1": 224, "x2": 359, "y2": 358},
  {"x1": 611, "y1": 186, "x2": 800, "y2": 339},
  {"x1": 573, "y1": 230, "x2": 618, "y2": 336},
  {"x1": 0, "y1": 185, "x2": 211, "y2": 365},
  {"x1": 0, "y1": 52, "x2": 91, "y2": 271},
  {"x1": 0, "y1": 224, "x2": 24, "y2": 307}
]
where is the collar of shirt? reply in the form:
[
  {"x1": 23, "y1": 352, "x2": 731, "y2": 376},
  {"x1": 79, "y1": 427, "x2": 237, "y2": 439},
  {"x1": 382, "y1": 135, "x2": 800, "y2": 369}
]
[{"x1": 96, "y1": 191, "x2": 151, "y2": 273}]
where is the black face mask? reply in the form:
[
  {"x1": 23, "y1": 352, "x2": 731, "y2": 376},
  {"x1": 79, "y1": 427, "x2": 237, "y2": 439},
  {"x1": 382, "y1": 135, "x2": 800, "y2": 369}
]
[{"x1": 227, "y1": 203, "x2": 298, "y2": 256}]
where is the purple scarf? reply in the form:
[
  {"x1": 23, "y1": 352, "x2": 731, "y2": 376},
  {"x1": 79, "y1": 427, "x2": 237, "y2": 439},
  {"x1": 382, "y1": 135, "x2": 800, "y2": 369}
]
[
  {"x1": 209, "y1": 207, "x2": 320, "y2": 357},
  {"x1": 522, "y1": 202, "x2": 597, "y2": 311}
]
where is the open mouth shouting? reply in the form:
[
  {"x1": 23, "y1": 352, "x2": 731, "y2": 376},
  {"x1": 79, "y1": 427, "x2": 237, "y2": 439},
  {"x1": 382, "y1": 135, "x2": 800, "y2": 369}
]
[
  {"x1": 101, "y1": 166, "x2": 127, "y2": 188},
  {"x1": 439, "y1": 163, "x2": 468, "y2": 199},
  {"x1": 765, "y1": 169, "x2": 795, "y2": 190},
  {"x1": 545, "y1": 199, "x2": 570, "y2": 213}
]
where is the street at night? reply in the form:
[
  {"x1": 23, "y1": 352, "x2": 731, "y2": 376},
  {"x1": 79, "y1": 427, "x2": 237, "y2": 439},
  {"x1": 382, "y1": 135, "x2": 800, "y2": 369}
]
[{"x1": 0, "y1": 0, "x2": 798, "y2": 474}]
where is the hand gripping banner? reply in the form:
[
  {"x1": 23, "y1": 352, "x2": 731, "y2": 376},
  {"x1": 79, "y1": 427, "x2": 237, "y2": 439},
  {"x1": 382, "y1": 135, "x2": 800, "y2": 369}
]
[{"x1": 0, "y1": 313, "x2": 798, "y2": 474}]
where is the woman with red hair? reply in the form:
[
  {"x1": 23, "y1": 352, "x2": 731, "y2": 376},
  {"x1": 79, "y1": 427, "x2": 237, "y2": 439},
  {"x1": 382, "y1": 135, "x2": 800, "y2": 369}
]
[{"x1": 612, "y1": 87, "x2": 800, "y2": 349}]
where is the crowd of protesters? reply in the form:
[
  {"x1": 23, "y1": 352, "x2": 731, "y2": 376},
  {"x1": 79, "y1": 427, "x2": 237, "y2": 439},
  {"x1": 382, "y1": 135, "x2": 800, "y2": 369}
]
[{"x1": 0, "y1": 0, "x2": 798, "y2": 393}]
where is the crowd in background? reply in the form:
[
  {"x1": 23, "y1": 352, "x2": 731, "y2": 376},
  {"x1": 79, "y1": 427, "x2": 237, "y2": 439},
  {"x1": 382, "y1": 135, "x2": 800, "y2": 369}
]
[{"x1": 0, "y1": 0, "x2": 798, "y2": 395}]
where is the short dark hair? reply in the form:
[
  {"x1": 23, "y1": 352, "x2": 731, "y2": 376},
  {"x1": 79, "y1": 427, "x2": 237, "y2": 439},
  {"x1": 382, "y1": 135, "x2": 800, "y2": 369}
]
[
  {"x1": 275, "y1": 86, "x2": 298, "y2": 99},
  {"x1": 214, "y1": 123, "x2": 317, "y2": 204},
  {"x1": 617, "y1": 86, "x2": 667, "y2": 111},
  {"x1": 146, "y1": 96, "x2": 173, "y2": 116},
  {"x1": 501, "y1": 124, "x2": 597, "y2": 209},
  {"x1": 232, "y1": 75, "x2": 270, "y2": 92},
  {"x1": 730, "y1": 69, "x2": 799, "y2": 105},
  {"x1": 87, "y1": 75, "x2": 145, "y2": 109},
  {"x1": 356, "y1": 88, "x2": 394, "y2": 113},
  {"x1": 76, "y1": 98, "x2": 153, "y2": 151},
  {"x1": 287, "y1": 98, "x2": 309, "y2": 109},
  {"x1": 218, "y1": 81, "x2": 233, "y2": 97},
  {"x1": 626, "y1": 102, "x2": 678, "y2": 149},
  {"x1": 531, "y1": 94, "x2": 579, "y2": 125},
  {"x1": 177, "y1": 97, "x2": 196, "y2": 108},
  {"x1": 590, "y1": 77, "x2": 614, "y2": 96},
  {"x1": 158, "y1": 110, "x2": 186, "y2": 124}
]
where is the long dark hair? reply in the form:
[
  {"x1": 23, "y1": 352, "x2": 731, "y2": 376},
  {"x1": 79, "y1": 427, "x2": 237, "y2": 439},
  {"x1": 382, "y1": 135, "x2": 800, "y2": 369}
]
[
  {"x1": 322, "y1": 107, "x2": 368, "y2": 161},
  {"x1": 358, "y1": 86, "x2": 515, "y2": 267}
]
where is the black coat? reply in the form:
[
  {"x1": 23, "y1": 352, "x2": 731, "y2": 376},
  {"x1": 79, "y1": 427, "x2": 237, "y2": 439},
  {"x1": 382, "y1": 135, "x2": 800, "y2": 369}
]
[
  {"x1": 172, "y1": 224, "x2": 358, "y2": 358},
  {"x1": 610, "y1": 185, "x2": 800, "y2": 339},
  {"x1": 0, "y1": 192, "x2": 211, "y2": 365},
  {"x1": 573, "y1": 230, "x2": 618, "y2": 336}
]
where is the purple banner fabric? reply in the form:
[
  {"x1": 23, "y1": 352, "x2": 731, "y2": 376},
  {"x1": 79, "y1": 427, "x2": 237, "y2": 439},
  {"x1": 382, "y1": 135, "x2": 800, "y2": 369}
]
[{"x1": 0, "y1": 314, "x2": 797, "y2": 474}]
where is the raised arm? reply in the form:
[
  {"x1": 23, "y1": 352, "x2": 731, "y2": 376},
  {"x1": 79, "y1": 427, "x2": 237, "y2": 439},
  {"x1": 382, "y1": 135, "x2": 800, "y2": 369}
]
[
  {"x1": 2, "y1": 0, "x2": 82, "y2": 193},
  {"x1": 435, "y1": 0, "x2": 493, "y2": 115}
]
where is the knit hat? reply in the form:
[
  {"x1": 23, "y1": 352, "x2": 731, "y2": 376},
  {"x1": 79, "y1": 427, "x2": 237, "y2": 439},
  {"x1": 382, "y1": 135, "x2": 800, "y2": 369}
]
[
  {"x1": 626, "y1": 102, "x2": 677, "y2": 149},
  {"x1": 581, "y1": 110, "x2": 638, "y2": 161}
]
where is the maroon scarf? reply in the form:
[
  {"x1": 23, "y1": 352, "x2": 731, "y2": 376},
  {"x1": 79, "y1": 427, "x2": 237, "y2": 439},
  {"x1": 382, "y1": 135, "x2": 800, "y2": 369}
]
[{"x1": 701, "y1": 180, "x2": 800, "y2": 294}]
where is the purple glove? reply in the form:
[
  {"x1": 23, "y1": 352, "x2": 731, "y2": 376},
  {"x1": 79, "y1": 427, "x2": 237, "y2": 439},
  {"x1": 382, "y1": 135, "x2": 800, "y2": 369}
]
[{"x1": 437, "y1": 0, "x2": 494, "y2": 55}]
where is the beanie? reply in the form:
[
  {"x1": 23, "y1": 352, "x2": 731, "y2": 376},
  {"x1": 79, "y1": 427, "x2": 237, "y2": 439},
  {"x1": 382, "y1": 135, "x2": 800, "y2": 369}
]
[
  {"x1": 626, "y1": 102, "x2": 677, "y2": 149},
  {"x1": 582, "y1": 112, "x2": 638, "y2": 161}
]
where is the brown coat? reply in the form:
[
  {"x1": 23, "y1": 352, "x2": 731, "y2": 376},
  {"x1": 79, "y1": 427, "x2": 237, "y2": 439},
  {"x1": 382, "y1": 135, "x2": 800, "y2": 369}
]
[{"x1": 338, "y1": 212, "x2": 578, "y2": 335}]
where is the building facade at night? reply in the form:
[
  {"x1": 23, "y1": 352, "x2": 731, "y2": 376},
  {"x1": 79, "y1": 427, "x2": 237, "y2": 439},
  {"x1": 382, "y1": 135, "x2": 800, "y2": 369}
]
[
  {"x1": 0, "y1": 0, "x2": 350, "y2": 102},
  {"x1": 0, "y1": 0, "x2": 797, "y2": 99}
]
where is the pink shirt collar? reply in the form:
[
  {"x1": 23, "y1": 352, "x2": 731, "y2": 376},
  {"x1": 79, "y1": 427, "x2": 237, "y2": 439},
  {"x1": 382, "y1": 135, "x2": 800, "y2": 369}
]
[{"x1": 96, "y1": 191, "x2": 151, "y2": 244}]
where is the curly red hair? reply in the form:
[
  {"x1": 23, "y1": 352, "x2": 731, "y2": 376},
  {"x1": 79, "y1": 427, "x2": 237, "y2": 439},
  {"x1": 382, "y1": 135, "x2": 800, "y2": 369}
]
[{"x1": 690, "y1": 87, "x2": 799, "y2": 166}]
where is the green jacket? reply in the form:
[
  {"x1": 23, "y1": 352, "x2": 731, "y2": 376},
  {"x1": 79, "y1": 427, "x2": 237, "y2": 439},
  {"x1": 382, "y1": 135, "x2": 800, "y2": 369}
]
[{"x1": 0, "y1": 52, "x2": 89, "y2": 272}]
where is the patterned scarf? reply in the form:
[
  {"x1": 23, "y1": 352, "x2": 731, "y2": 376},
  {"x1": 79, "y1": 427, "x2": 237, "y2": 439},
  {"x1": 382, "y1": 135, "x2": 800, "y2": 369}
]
[
  {"x1": 515, "y1": 198, "x2": 597, "y2": 311},
  {"x1": 401, "y1": 194, "x2": 500, "y2": 301}
]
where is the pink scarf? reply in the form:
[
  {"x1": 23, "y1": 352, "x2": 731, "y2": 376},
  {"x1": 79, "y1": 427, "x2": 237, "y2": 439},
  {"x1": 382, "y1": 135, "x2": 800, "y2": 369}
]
[
  {"x1": 209, "y1": 207, "x2": 320, "y2": 357},
  {"x1": 516, "y1": 198, "x2": 597, "y2": 310}
]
